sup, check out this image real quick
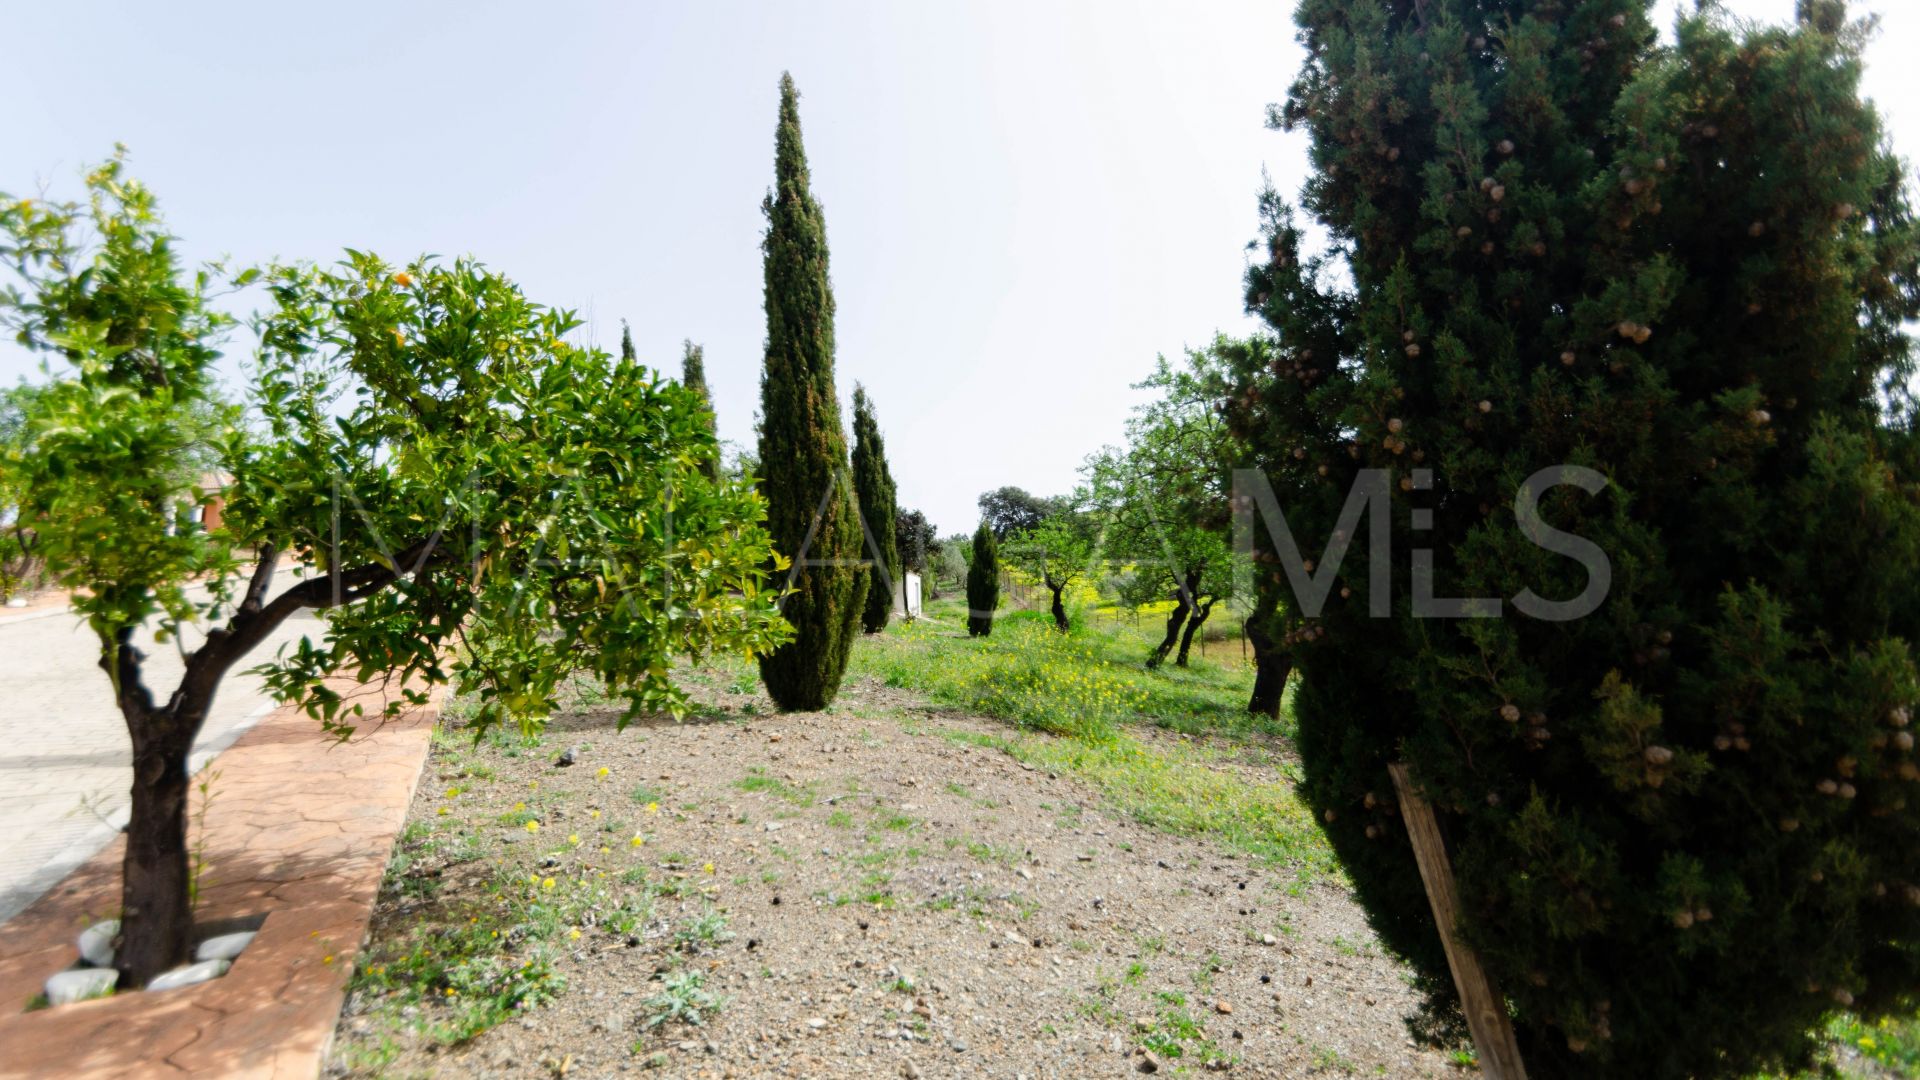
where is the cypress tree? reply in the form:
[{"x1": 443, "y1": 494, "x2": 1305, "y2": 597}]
[
  {"x1": 755, "y1": 72, "x2": 867, "y2": 711},
  {"x1": 619, "y1": 320, "x2": 636, "y2": 362},
  {"x1": 682, "y1": 340, "x2": 722, "y2": 483},
  {"x1": 1226, "y1": 2, "x2": 1920, "y2": 1076},
  {"x1": 851, "y1": 384, "x2": 901, "y2": 632},
  {"x1": 965, "y1": 522, "x2": 999, "y2": 637}
]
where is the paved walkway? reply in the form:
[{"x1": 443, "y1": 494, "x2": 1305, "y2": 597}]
[
  {"x1": 0, "y1": 676, "x2": 438, "y2": 1078},
  {"x1": 0, "y1": 581, "x2": 321, "y2": 923}
]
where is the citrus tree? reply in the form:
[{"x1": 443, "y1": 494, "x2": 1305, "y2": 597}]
[{"x1": 0, "y1": 158, "x2": 791, "y2": 986}]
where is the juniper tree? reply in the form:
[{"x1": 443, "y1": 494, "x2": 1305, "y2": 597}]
[
  {"x1": 1224, "y1": 2, "x2": 1920, "y2": 1075},
  {"x1": 755, "y1": 73, "x2": 867, "y2": 710},
  {"x1": 850, "y1": 384, "x2": 900, "y2": 632},
  {"x1": 965, "y1": 522, "x2": 999, "y2": 637},
  {"x1": 681, "y1": 340, "x2": 722, "y2": 483}
]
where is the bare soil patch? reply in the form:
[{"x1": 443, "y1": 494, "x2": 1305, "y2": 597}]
[{"x1": 327, "y1": 672, "x2": 1458, "y2": 1078}]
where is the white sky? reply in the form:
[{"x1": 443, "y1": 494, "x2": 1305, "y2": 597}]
[{"x1": 5, "y1": 1, "x2": 1915, "y2": 537}]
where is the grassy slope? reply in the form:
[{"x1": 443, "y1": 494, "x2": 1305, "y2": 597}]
[{"x1": 844, "y1": 597, "x2": 1337, "y2": 879}]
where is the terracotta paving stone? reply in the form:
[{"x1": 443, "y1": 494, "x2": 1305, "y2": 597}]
[{"x1": 0, "y1": 680, "x2": 441, "y2": 1080}]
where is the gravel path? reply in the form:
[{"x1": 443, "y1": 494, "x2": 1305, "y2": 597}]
[{"x1": 329, "y1": 674, "x2": 1458, "y2": 1079}]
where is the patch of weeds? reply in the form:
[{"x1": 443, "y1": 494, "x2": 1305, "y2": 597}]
[
  {"x1": 672, "y1": 906, "x2": 734, "y2": 952},
  {"x1": 876, "y1": 810, "x2": 918, "y2": 832},
  {"x1": 604, "y1": 893, "x2": 651, "y2": 936},
  {"x1": 349, "y1": 913, "x2": 564, "y2": 1046},
  {"x1": 1310, "y1": 1044, "x2": 1357, "y2": 1073},
  {"x1": 1329, "y1": 934, "x2": 1375, "y2": 959},
  {"x1": 641, "y1": 968, "x2": 721, "y2": 1029},
  {"x1": 826, "y1": 809, "x2": 854, "y2": 829}
]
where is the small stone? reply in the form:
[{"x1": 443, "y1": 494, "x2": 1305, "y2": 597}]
[
  {"x1": 45, "y1": 967, "x2": 118, "y2": 1005},
  {"x1": 553, "y1": 747, "x2": 577, "y2": 767},
  {"x1": 1137, "y1": 1051, "x2": 1162, "y2": 1073},
  {"x1": 901, "y1": 1062, "x2": 922, "y2": 1080},
  {"x1": 1260, "y1": 934, "x2": 1277, "y2": 946},
  {"x1": 195, "y1": 931, "x2": 257, "y2": 963},
  {"x1": 948, "y1": 1038, "x2": 968, "y2": 1052},
  {"x1": 806, "y1": 1017, "x2": 828, "y2": 1031},
  {"x1": 146, "y1": 958, "x2": 230, "y2": 991},
  {"x1": 77, "y1": 919, "x2": 118, "y2": 968},
  {"x1": 1215, "y1": 1001, "x2": 1233, "y2": 1015}
]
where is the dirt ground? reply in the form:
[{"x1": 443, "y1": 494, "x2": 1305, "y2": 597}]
[{"x1": 327, "y1": 673, "x2": 1461, "y2": 1079}]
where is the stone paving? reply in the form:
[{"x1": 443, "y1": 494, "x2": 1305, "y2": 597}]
[
  {"x1": 0, "y1": 589, "x2": 320, "y2": 923},
  {"x1": 0, "y1": 676, "x2": 439, "y2": 1078}
]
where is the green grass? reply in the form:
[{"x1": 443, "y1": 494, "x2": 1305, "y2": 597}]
[
  {"x1": 733, "y1": 767, "x2": 816, "y2": 806},
  {"x1": 850, "y1": 598, "x2": 1336, "y2": 875}
]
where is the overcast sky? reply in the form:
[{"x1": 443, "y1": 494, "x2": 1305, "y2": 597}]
[{"x1": 6, "y1": 1, "x2": 1915, "y2": 536}]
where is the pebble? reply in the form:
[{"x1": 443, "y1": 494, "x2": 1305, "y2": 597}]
[
  {"x1": 45, "y1": 967, "x2": 118, "y2": 1005},
  {"x1": 77, "y1": 919, "x2": 119, "y2": 968},
  {"x1": 1215, "y1": 1001, "x2": 1233, "y2": 1015},
  {"x1": 1137, "y1": 1051, "x2": 1162, "y2": 1073},
  {"x1": 807, "y1": 1017, "x2": 827, "y2": 1030},
  {"x1": 146, "y1": 958, "x2": 230, "y2": 991},
  {"x1": 901, "y1": 1061, "x2": 922, "y2": 1079},
  {"x1": 195, "y1": 931, "x2": 257, "y2": 963}
]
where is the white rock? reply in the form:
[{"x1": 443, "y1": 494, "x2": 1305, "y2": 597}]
[
  {"x1": 146, "y1": 958, "x2": 230, "y2": 991},
  {"x1": 77, "y1": 919, "x2": 119, "y2": 968},
  {"x1": 4, "y1": 597, "x2": 27, "y2": 608},
  {"x1": 195, "y1": 931, "x2": 256, "y2": 963},
  {"x1": 45, "y1": 967, "x2": 119, "y2": 1004}
]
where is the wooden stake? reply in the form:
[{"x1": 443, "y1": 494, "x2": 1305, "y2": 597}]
[{"x1": 1388, "y1": 762, "x2": 1529, "y2": 1079}]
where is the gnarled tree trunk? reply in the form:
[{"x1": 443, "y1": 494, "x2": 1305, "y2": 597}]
[
  {"x1": 1175, "y1": 597, "x2": 1215, "y2": 667},
  {"x1": 1147, "y1": 570, "x2": 1200, "y2": 668},
  {"x1": 1046, "y1": 575, "x2": 1069, "y2": 633},
  {"x1": 1244, "y1": 614, "x2": 1291, "y2": 719}
]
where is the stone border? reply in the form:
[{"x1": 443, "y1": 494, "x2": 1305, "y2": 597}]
[{"x1": 0, "y1": 679, "x2": 442, "y2": 1079}]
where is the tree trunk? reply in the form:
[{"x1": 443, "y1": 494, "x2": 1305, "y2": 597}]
[
  {"x1": 1048, "y1": 579, "x2": 1069, "y2": 633},
  {"x1": 1176, "y1": 598, "x2": 1215, "y2": 667},
  {"x1": 1245, "y1": 616, "x2": 1291, "y2": 719},
  {"x1": 1148, "y1": 573, "x2": 1198, "y2": 668},
  {"x1": 117, "y1": 718, "x2": 196, "y2": 985}
]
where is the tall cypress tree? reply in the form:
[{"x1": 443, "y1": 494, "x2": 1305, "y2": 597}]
[
  {"x1": 851, "y1": 384, "x2": 901, "y2": 632},
  {"x1": 1226, "y1": 2, "x2": 1920, "y2": 1076},
  {"x1": 682, "y1": 340, "x2": 722, "y2": 483},
  {"x1": 756, "y1": 72, "x2": 867, "y2": 711},
  {"x1": 620, "y1": 321, "x2": 635, "y2": 362},
  {"x1": 966, "y1": 522, "x2": 999, "y2": 637}
]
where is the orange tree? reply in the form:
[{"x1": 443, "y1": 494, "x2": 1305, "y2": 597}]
[{"x1": 0, "y1": 157, "x2": 791, "y2": 986}]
